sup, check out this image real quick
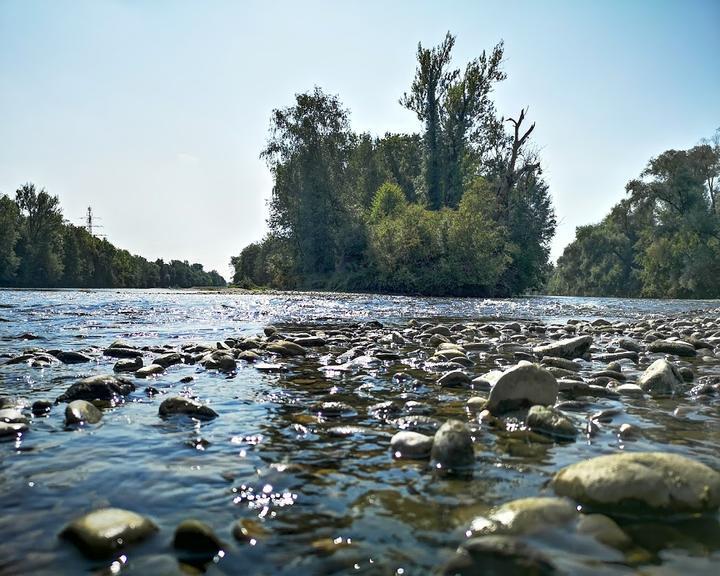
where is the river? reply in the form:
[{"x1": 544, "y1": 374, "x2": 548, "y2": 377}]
[{"x1": 0, "y1": 289, "x2": 719, "y2": 575}]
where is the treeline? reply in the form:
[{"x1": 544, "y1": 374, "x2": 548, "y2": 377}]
[
  {"x1": 231, "y1": 33, "x2": 555, "y2": 296},
  {"x1": 550, "y1": 130, "x2": 720, "y2": 298},
  {"x1": 0, "y1": 184, "x2": 226, "y2": 288}
]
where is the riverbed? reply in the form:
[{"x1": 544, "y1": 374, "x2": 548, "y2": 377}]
[{"x1": 0, "y1": 289, "x2": 719, "y2": 575}]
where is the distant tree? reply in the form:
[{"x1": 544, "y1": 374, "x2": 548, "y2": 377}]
[
  {"x1": 0, "y1": 194, "x2": 21, "y2": 282},
  {"x1": 14, "y1": 183, "x2": 65, "y2": 286}
]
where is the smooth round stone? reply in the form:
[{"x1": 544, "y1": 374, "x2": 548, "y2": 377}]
[
  {"x1": 0, "y1": 421, "x2": 28, "y2": 437},
  {"x1": 485, "y1": 364, "x2": 558, "y2": 414},
  {"x1": 551, "y1": 452, "x2": 720, "y2": 513},
  {"x1": 617, "y1": 423, "x2": 641, "y2": 440},
  {"x1": 525, "y1": 405, "x2": 577, "y2": 440},
  {"x1": 431, "y1": 420, "x2": 475, "y2": 473},
  {"x1": 65, "y1": 400, "x2": 102, "y2": 425},
  {"x1": 113, "y1": 357, "x2": 143, "y2": 373},
  {"x1": 56, "y1": 375, "x2": 135, "y2": 404},
  {"x1": 437, "y1": 370, "x2": 471, "y2": 388},
  {"x1": 469, "y1": 497, "x2": 577, "y2": 536},
  {"x1": 158, "y1": 397, "x2": 218, "y2": 420},
  {"x1": 60, "y1": 507, "x2": 158, "y2": 558},
  {"x1": 442, "y1": 535, "x2": 556, "y2": 576},
  {"x1": 135, "y1": 364, "x2": 165, "y2": 378},
  {"x1": 391, "y1": 431, "x2": 433, "y2": 459},
  {"x1": 31, "y1": 400, "x2": 52, "y2": 416},
  {"x1": 576, "y1": 514, "x2": 632, "y2": 549},
  {"x1": 616, "y1": 383, "x2": 644, "y2": 397},
  {"x1": 173, "y1": 519, "x2": 223, "y2": 554}
]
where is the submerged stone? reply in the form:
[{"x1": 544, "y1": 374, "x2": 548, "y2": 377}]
[
  {"x1": 391, "y1": 430, "x2": 433, "y2": 459},
  {"x1": 525, "y1": 405, "x2": 577, "y2": 440},
  {"x1": 60, "y1": 507, "x2": 158, "y2": 558},
  {"x1": 65, "y1": 400, "x2": 102, "y2": 425},
  {"x1": 173, "y1": 519, "x2": 223, "y2": 554},
  {"x1": 158, "y1": 397, "x2": 218, "y2": 420},
  {"x1": 469, "y1": 497, "x2": 577, "y2": 537}
]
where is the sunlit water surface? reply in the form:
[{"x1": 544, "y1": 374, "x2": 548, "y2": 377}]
[{"x1": 0, "y1": 289, "x2": 719, "y2": 575}]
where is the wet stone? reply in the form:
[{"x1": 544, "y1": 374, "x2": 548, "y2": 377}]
[
  {"x1": 391, "y1": 431, "x2": 433, "y2": 459},
  {"x1": 158, "y1": 397, "x2": 218, "y2": 420},
  {"x1": 637, "y1": 359, "x2": 683, "y2": 396},
  {"x1": 65, "y1": 400, "x2": 103, "y2": 425},
  {"x1": 31, "y1": 400, "x2": 52, "y2": 416},
  {"x1": 135, "y1": 364, "x2": 165, "y2": 378},
  {"x1": 442, "y1": 535, "x2": 557, "y2": 576},
  {"x1": 648, "y1": 339, "x2": 697, "y2": 357},
  {"x1": 469, "y1": 497, "x2": 577, "y2": 537},
  {"x1": 437, "y1": 370, "x2": 471, "y2": 388},
  {"x1": 485, "y1": 363, "x2": 558, "y2": 415},
  {"x1": 533, "y1": 335, "x2": 593, "y2": 359},
  {"x1": 0, "y1": 421, "x2": 28, "y2": 437},
  {"x1": 551, "y1": 452, "x2": 720, "y2": 514},
  {"x1": 103, "y1": 347, "x2": 143, "y2": 359},
  {"x1": 54, "y1": 351, "x2": 92, "y2": 364},
  {"x1": 431, "y1": 419, "x2": 475, "y2": 474},
  {"x1": 56, "y1": 375, "x2": 135, "y2": 404},
  {"x1": 173, "y1": 519, "x2": 223, "y2": 554},
  {"x1": 525, "y1": 405, "x2": 577, "y2": 440},
  {"x1": 60, "y1": 507, "x2": 158, "y2": 558},
  {"x1": 113, "y1": 357, "x2": 143, "y2": 373}
]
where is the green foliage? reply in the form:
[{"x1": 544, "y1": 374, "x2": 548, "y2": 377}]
[
  {"x1": 232, "y1": 33, "x2": 555, "y2": 297},
  {"x1": 551, "y1": 131, "x2": 720, "y2": 298},
  {"x1": 0, "y1": 185, "x2": 226, "y2": 288}
]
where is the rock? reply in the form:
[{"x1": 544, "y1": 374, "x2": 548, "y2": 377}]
[
  {"x1": 31, "y1": 400, "x2": 52, "y2": 416},
  {"x1": 442, "y1": 535, "x2": 556, "y2": 576},
  {"x1": 103, "y1": 347, "x2": 143, "y2": 359},
  {"x1": 533, "y1": 335, "x2": 593, "y2": 360},
  {"x1": 113, "y1": 357, "x2": 143, "y2": 373},
  {"x1": 678, "y1": 366, "x2": 694, "y2": 382},
  {"x1": 637, "y1": 359, "x2": 683, "y2": 396},
  {"x1": 152, "y1": 352, "x2": 183, "y2": 368},
  {"x1": 551, "y1": 452, "x2": 720, "y2": 513},
  {"x1": 266, "y1": 340, "x2": 307, "y2": 357},
  {"x1": 0, "y1": 408, "x2": 27, "y2": 424},
  {"x1": 312, "y1": 401, "x2": 354, "y2": 418},
  {"x1": 540, "y1": 356, "x2": 581, "y2": 372},
  {"x1": 648, "y1": 340, "x2": 697, "y2": 357},
  {"x1": 60, "y1": 507, "x2": 158, "y2": 558},
  {"x1": 485, "y1": 364, "x2": 558, "y2": 415},
  {"x1": 237, "y1": 350, "x2": 260, "y2": 363},
  {"x1": 173, "y1": 519, "x2": 223, "y2": 554},
  {"x1": 391, "y1": 431, "x2": 433, "y2": 459},
  {"x1": 263, "y1": 325, "x2": 278, "y2": 337},
  {"x1": 0, "y1": 421, "x2": 28, "y2": 437},
  {"x1": 617, "y1": 423, "x2": 641, "y2": 440},
  {"x1": 135, "y1": 364, "x2": 165, "y2": 378},
  {"x1": 158, "y1": 397, "x2": 218, "y2": 420},
  {"x1": 469, "y1": 497, "x2": 577, "y2": 537},
  {"x1": 525, "y1": 405, "x2": 577, "y2": 440},
  {"x1": 617, "y1": 338, "x2": 643, "y2": 352},
  {"x1": 54, "y1": 351, "x2": 92, "y2": 364},
  {"x1": 232, "y1": 518, "x2": 269, "y2": 543},
  {"x1": 65, "y1": 400, "x2": 102, "y2": 425},
  {"x1": 430, "y1": 420, "x2": 474, "y2": 473},
  {"x1": 201, "y1": 351, "x2": 236, "y2": 373},
  {"x1": 56, "y1": 375, "x2": 135, "y2": 404},
  {"x1": 576, "y1": 514, "x2": 632, "y2": 549},
  {"x1": 293, "y1": 336, "x2": 326, "y2": 347},
  {"x1": 437, "y1": 370, "x2": 471, "y2": 388},
  {"x1": 616, "y1": 383, "x2": 644, "y2": 398}
]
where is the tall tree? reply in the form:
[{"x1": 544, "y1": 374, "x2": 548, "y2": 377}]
[
  {"x1": 0, "y1": 194, "x2": 21, "y2": 282},
  {"x1": 401, "y1": 32, "x2": 458, "y2": 210},
  {"x1": 262, "y1": 87, "x2": 353, "y2": 276},
  {"x1": 14, "y1": 183, "x2": 65, "y2": 286}
]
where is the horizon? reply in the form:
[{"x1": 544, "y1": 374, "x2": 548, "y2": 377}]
[{"x1": 1, "y1": 0, "x2": 719, "y2": 279}]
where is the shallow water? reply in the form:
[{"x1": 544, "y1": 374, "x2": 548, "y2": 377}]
[{"x1": 0, "y1": 289, "x2": 719, "y2": 575}]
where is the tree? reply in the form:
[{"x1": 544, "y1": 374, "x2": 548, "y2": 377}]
[
  {"x1": 14, "y1": 183, "x2": 65, "y2": 286},
  {"x1": 262, "y1": 87, "x2": 354, "y2": 276},
  {"x1": 401, "y1": 32, "x2": 458, "y2": 210},
  {"x1": 0, "y1": 194, "x2": 20, "y2": 282}
]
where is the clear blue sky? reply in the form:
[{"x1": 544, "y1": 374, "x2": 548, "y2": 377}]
[{"x1": 1, "y1": 0, "x2": 718, "y2": 279}]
